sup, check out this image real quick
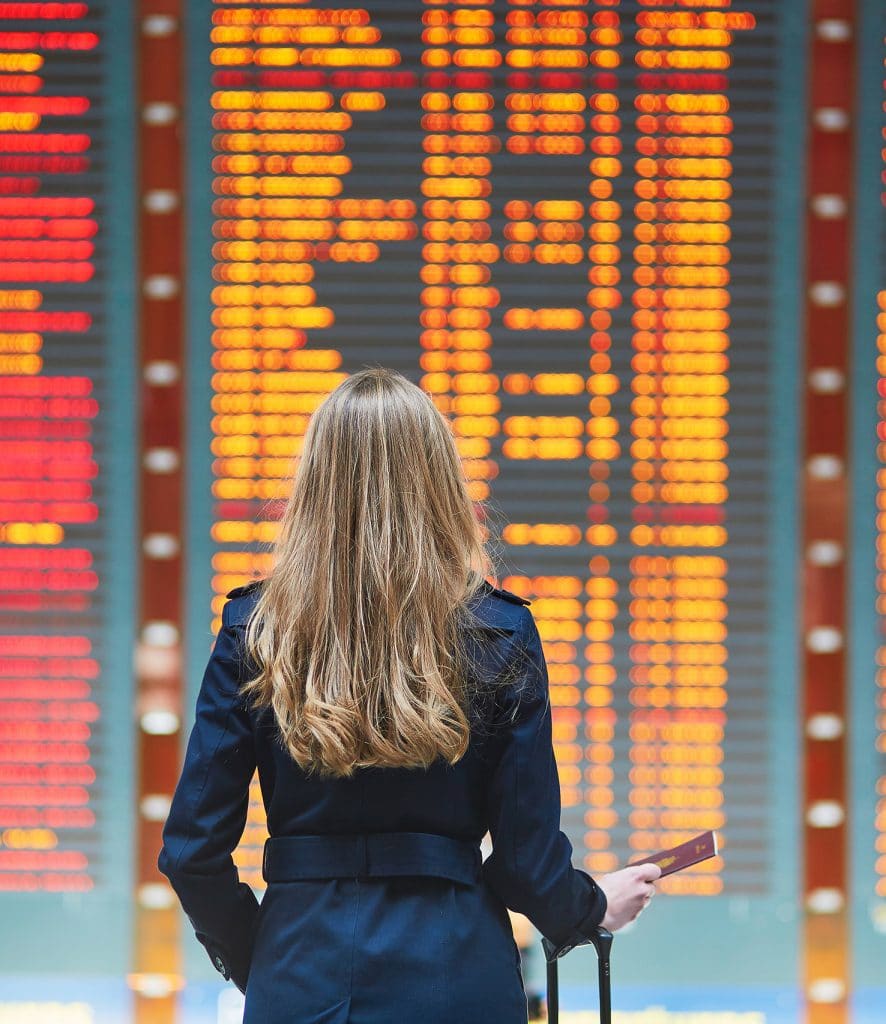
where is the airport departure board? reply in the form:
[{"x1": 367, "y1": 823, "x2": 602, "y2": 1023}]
[
  {"x1": 183, "y1": 0, "x2": 807, "y2": 1008},
  {"x1": 1, "y1": 1, "x2": 885, "y2": 1022},
  {"x1": 0, "y1": 0, "x2": 136, "y2": 1009}
]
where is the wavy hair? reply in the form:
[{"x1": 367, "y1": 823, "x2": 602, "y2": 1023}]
[{"x1": 240, "y1": 367, "x2": 491, "y2": 777}]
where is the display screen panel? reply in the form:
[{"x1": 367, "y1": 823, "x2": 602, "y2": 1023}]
[
  {"x1": 184, "y1": 1, "x2": 807, "y2": 1015},
  {"x1": 0, "y1": 1, "x2": 137, "y2": 1018}
]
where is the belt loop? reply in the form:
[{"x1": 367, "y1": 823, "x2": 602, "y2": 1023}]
[
  {"x1": 356, "y1": 834, "x2": 368, "y2": 876},
  {"x1": 262, "y1": 837, "x2": 270, "y2": 882}
]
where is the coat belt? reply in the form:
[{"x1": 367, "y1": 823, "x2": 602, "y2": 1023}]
[{"x1": 262, "y1": 832, "x2": 482, "y2": 886}]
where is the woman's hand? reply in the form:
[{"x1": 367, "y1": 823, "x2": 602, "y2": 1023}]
[{"x1": 596, "y1": 863, "x2": 662, "y2": 932}]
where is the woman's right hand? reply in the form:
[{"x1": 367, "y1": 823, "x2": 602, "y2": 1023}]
[{"x1": 596, "y1": 863, "x2": 662, "y2": 932}]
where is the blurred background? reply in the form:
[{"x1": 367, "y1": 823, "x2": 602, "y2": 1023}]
[{"x1": 0, "y1": 1, "x2": 883, "y2": 1022}]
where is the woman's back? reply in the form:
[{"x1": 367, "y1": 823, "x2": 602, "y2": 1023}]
[
  {"x1": 158, "y1": 370, "x2": 611, "y2": 1023},
  {"x1": 235, "y1": 576, "x2": 523, "y2": 841},
  {"x1": 159, "y1": 577, "x2": 607, "y2": 1023}
]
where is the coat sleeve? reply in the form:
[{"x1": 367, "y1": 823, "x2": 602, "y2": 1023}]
[
  {"x1": 481, "y1": 605, "x2": 607, "y2": 955},
  {"x1": 157, "y1": 600, "x2": 260, "y2": 992}
]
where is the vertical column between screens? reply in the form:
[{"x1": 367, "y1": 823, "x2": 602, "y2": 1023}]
[
  {"x1": 801, "y1": 2, "x2": 856, "y2": 1021},
  {"x1": 136, "y1": 0, "x2": 185, "y2": 1018}
]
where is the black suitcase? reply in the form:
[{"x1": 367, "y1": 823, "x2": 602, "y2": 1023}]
[{"x1": 542, "y1": 927, "x2": 613, "y2": 1024}]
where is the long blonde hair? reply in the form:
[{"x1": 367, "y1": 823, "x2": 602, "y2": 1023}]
[{"x1": 241, "y1": 367, "x2": 490, "y2": 777}]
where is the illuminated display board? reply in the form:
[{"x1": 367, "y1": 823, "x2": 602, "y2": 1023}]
[
  {"x1": 0, "y1": 0, "x2": 879, "y2": 1018},
  {"x1": 183, "y1": 1, "x2": 808, "y2": 1006},
  {"x1": 0, "y1": 0, "x2": 136, "y2": 1005}
]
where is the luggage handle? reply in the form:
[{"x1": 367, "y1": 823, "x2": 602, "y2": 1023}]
[{"x1": 541, "y1": 927, "x2": 613, "y2": 1024}]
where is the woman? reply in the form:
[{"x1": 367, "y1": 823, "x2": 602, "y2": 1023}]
[{"x1": 158, "y1": 368, "x2": 659, "y2": 1023}]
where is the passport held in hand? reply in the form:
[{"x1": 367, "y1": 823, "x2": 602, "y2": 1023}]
[{"x1": 631, "y1": 830, "x2": 719, "y2": 877}]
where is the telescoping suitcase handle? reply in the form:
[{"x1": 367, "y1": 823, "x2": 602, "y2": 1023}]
[{"x1": 542, "y1": 927, "x2": 613, "y2": 1024}]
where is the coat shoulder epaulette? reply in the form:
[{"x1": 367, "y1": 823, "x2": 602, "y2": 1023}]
[
  {"x1": 225, "y1": 579, "x2": 264, "y2": 600},
  {"x1": 480, "y1": 579, "x2": 531, "y2": 607}
]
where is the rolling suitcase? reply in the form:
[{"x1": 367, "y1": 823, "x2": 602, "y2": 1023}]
[
  {"x1": 542, "y1": 927, "x2": 613, "y2": 1024},
  {"x1": 538, "y1": 832, "x2": 715, "y2": 1021}
]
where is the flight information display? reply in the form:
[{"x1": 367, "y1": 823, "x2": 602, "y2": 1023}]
[
  {"x1": 0, "y1": 0, "x2": 136, "y2": 1005},
  {"x1": 184, "y1": 0, "x2": 805, "y2": 1006},
  {"x1": 1, "y1": 1, "x2": 884, "y2": 1021}
]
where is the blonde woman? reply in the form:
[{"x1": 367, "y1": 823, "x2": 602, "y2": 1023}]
[{"x1": 159, "y1": 368, "x2": 659, "y2": 1023}]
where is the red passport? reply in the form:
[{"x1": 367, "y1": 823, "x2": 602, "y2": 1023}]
[{"x1": 631, "y1": 830, "x2": 719, "y2": 877}]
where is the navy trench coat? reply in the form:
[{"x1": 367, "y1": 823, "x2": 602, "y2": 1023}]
[{"x1": 158, "y1": 579, "x2": 606, "y2": 1023}]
